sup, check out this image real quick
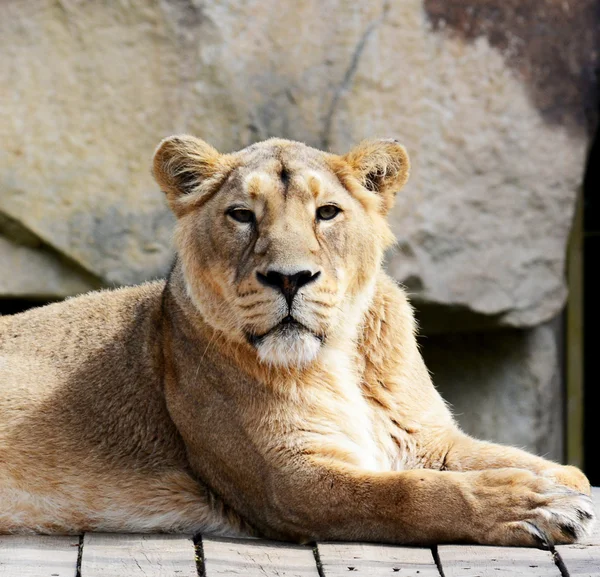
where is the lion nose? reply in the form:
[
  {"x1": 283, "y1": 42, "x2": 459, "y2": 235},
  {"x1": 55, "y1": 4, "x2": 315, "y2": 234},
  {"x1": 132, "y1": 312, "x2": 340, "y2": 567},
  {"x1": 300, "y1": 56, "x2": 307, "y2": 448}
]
[{"x1": 257, "y1": 269, "x2": 321, "y2": 306}]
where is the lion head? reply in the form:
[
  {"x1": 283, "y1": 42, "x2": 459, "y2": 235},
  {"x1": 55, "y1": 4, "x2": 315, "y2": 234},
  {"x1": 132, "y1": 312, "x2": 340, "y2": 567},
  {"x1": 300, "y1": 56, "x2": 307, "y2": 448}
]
[{"x1": 152, "y1": 136, "x2": 409, "y2": 368}]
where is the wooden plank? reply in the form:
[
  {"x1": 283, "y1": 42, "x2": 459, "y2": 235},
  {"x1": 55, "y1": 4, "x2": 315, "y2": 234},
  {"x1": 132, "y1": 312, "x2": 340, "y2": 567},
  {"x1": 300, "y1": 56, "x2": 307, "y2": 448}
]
[
  {"x1": 202, "y1": 536, "x2": 320, "y2": 576},
  {"x1": 317, "y1": 542, "x2": 440, "y2": 576},
  {"x1": 437, "y1": 545, "x2": 560, "y2": 577},
  {"x1": 80, "y1": 533, "x2": 197, "y2": 577},
  {"x1": 0, "y1": 535, "x2": 79, "y2": 577},
  {"x1": 555, "y1": 486, "x2": 600, "y2": 576},
  {"x1": 557, "y1": 546, "x2": 600, "y2": 577}
]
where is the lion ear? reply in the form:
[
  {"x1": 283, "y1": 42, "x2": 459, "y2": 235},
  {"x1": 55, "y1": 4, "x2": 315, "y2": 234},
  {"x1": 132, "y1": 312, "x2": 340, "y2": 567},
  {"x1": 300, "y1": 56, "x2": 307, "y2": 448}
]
[
  {"x1": 342, "y1": 139, "x2": 410, "y2": 213},
  {"x1": 152, "y1": 135, "x2": 226, "y2": 214}
]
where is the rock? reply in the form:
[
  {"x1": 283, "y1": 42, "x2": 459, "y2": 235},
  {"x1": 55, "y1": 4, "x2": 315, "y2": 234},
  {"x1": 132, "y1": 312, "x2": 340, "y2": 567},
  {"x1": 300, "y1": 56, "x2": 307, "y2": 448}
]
[
  {"x1": 0, "y1": 235, "x2": 99, "y2": 300},
  {"x1": 0, "y1": 0, "x2": 596, "y2": 325},
  {"x1": 421, "y1": 319, "x2": 564, "y2": 461}
]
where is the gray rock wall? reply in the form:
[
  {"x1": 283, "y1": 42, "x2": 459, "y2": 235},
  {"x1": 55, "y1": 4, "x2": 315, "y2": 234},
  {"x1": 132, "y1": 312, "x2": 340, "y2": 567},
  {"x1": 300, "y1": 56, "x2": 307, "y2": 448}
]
[{"x1": 1, "y1": 0, "x2": 596, "y2": 460}]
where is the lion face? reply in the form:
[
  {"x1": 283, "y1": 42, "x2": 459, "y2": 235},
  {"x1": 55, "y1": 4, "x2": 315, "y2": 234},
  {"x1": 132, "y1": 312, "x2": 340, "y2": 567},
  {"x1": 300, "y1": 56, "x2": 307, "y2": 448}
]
[{"x1": 153, "y1": 137, "x2": 409, "y2": 368}]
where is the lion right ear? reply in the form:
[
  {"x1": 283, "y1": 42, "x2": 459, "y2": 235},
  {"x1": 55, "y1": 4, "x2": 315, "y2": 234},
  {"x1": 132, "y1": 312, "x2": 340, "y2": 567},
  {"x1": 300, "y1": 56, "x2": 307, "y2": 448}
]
[
  {"x1": 342, "y1": 139, "x2": 410, "y2": 214},
  {"x1": 152, "y1": 135, "x2": 229, "y2": 215}
]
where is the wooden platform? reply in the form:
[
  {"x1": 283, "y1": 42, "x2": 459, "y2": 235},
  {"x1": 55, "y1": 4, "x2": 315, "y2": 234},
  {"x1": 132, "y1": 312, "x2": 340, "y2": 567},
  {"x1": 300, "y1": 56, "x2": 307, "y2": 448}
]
[{"x1": 1, "y1": 489, "x2": 598, "y2": 576}]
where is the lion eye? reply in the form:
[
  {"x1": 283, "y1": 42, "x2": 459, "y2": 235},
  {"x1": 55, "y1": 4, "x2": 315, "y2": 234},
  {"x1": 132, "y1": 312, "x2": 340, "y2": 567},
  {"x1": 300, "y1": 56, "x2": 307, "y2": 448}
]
[
  {"x1": 227, "y1": 208, "x2": 255, "y2": 224},
  {"x1": 316, "y1": 205, "x2": 341, "y2": 221}
]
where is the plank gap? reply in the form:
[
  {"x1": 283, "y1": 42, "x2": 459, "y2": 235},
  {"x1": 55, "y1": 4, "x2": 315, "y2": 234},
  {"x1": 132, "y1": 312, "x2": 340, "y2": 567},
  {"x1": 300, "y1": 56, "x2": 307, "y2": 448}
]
[
  {"x1": 431, "y1": 544, "x2": 446, "y2": 577},
  {"x1": 193, "y1": 534, "x2": 205, "y2": 577},
  {"x1": 550, "y1": 546, "x2": 571, "y2": 577},
  {"x1": 76, "y1": 534, "x2": 84, "y2": 577},
  {"x1": 312, "y1": 542, "x2": 326, "y2": 577}
]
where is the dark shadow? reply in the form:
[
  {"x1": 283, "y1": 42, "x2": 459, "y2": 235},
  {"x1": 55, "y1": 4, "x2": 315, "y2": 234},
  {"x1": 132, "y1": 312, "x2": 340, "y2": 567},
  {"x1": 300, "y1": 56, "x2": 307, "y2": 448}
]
[{"x1": 0, "y1": 298, "x2": 56, "y2": 316}]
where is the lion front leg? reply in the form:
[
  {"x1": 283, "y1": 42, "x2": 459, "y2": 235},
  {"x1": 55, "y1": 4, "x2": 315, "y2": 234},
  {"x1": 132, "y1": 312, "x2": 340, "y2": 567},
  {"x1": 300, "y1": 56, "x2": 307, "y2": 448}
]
[
  {"x1": 439, "y1": 430, "x2": 592, "y2": 495},
  {"x1": 252, "y1": 457, "x2": 595, "y2": 547}
]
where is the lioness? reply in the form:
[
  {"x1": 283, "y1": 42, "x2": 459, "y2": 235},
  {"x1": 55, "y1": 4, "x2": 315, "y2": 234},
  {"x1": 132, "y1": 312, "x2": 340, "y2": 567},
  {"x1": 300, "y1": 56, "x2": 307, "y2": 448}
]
[{"x1": 0, "y1": 136, "x2": 594, "y2": 545}]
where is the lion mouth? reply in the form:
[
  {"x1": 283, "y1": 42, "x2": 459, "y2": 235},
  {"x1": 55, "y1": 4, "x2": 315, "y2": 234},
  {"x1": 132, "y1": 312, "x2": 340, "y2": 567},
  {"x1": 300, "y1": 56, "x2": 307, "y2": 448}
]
[{"x1": 246, "y1": 315, "x2": 323, "y2": 346}]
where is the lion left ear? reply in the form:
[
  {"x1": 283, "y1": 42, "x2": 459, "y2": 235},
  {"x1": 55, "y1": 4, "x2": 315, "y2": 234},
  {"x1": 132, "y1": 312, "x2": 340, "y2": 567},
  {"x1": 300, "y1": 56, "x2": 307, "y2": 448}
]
[
  {"x1": 152, "y1": 134, "x2": 229, "y2": 216},
  {"x1": 342, "y1": 139, "x2": 410, "y2": 213}
]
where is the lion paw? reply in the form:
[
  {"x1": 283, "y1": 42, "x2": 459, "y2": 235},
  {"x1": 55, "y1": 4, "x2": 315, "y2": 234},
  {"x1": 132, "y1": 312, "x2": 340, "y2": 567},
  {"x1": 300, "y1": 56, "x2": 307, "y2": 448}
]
[
  {"x1": 466, "y1": 469, "x2": 596, "y2": 547},
  {"x1": 541, "y1": 465, "x2": 591, "y2": 495}
]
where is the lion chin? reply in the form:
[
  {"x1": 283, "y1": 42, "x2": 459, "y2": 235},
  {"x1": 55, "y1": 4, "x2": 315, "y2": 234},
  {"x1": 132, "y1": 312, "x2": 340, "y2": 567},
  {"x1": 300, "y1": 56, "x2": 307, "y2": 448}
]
[{"x1": 253, "y1": 323, "x2": 323, "y2": 368}]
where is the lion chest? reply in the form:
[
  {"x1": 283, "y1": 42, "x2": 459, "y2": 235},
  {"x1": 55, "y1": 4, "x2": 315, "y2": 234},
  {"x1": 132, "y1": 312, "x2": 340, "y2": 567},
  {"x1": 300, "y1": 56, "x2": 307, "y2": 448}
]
[{"x1": 299, "y1": 348, "x2": 411, "y2": 472}]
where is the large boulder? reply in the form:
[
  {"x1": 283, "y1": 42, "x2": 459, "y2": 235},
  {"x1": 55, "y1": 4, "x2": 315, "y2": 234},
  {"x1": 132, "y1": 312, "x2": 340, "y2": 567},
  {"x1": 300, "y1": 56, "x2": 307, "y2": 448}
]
[
  {"x1": 0, "y1": 0, "x2": 596, "y2": 325},
  {"x1": 0, "y1": 216, "x2": 98, "y2": 299}
]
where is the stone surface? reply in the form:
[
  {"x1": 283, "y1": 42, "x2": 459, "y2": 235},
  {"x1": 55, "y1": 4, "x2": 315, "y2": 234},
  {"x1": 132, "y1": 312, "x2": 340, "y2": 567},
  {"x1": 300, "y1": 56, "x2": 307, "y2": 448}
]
[
  {"x1": 421, "y1": 319, "x2": 564, "y2": 461},
  {"x1": 0, "y1": 235, "x2": 98, "y2": 300},
  {"x1": 423, "y1": 0, "x2": 599, "y2": 135},
  {"x1": 0, "y1": 0, "x2": 596, "y2": 323}
]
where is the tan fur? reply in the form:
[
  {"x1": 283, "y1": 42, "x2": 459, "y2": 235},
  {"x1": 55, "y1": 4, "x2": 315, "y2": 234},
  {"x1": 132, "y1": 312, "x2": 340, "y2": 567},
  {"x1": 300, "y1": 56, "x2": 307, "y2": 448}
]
[{"x1": 0, "y1": 136, "x2": 594, "y2": 545}]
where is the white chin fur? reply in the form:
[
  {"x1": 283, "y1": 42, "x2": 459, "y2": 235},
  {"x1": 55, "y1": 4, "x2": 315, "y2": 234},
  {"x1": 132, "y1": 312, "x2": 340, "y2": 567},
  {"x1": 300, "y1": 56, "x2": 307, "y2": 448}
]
[{"x1": 256, "y1": 331, "x2": 322, "y2": 368}]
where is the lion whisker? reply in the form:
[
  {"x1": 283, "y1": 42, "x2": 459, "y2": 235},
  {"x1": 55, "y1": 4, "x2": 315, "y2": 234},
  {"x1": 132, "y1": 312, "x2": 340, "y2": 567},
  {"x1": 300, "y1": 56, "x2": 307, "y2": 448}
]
[
  {"x1": 303, "y1": 299, "x2": 335, "y2": 308},
  {"x1": 238, "y1": 300, "x2": 273, "y2": 310},
  {"x1": 242, "y1": 313, "x2": 271, "y2": 322}
]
